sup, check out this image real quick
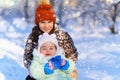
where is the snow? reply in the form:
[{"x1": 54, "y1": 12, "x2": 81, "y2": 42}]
[
  {"x1": 1, "y1": 17, "x2": 120, "y2": 80},
  {"x1": 1, "y1": 0, "x2": 120, "y2": 80}
]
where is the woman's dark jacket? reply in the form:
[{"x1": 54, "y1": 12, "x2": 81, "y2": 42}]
[{"x1": 23, "y1": 25, "x2": 78, "y2": 69}]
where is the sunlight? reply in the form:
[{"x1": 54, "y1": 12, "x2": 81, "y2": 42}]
[
  {"x1": 0, "y1": 0, "x2": 20, "y2": 8},
  {"x1": 0, "y1": 73, "x2": 5, "y2": 80}
]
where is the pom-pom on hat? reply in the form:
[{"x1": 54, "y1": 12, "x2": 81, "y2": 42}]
[
  {"x1": 35, "y1": 0, "x2": 56, "y2": 24},
  {"x1": 38, "y1": 33, "x2": 59, "y2": 52}
]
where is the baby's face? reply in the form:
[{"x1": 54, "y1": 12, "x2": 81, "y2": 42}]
[{"x1": 40, "y1": 42, "x2": 57, "y2": 57}]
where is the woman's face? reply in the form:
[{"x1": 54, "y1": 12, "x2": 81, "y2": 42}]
[{"x1": 39, "y1": 20, "x2": 54, "y2": 33}]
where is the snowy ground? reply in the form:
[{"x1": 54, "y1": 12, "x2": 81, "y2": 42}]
[
  {"x1": 1, "y1": 11, "x2": 120, "y2": 80},
  {"x1": 66, "y1": 25, "x2": 120, "y2": 80}
]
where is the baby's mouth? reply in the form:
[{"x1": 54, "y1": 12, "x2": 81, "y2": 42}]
[{"x1": 45, "y1": 54, "x2": 51, "y2": 56}]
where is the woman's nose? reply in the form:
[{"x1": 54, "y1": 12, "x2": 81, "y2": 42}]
[{"x1": 44, "y1": 23, "x2": 48, "y2": 27}]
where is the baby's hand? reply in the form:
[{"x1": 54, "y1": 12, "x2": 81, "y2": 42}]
[
  {"x1": 44, "y1": 62, "x2": 54, "y2": 75},
  {"x1": 59, "y1": 59, "x2": 69, "y2": 70},
  {"x1": 48, "y1": 61, "x2": 54, "y2": 70},
  {"x1": 48, "y1": 56, "x2": 61, "y2": 69},
  {"x1": 61, "y1": 59, "x2": 66, "y2": 66}
]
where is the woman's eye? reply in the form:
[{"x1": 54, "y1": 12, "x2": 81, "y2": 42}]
[
  {"x1": 40, "y1": 21, "x2": 45, "y2": 23},
  {"x1": 48, "y1": 21, "x2": 52, "y2": 23}
]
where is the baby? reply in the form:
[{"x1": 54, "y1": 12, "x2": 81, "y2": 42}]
[{"x1": 29, "y1": 33, "x2": 75, "y2": 80}]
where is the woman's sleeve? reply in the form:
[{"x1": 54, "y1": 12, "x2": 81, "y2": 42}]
[
  {"x1": 23, "y1": 26, "x2": 39, "y2": 69},
  {"x1": 30, "y1": 58, "x2": 46, "y2": 79},
  {"x1": 63, "y1": 32, "x2": 78, "y2": 62}
]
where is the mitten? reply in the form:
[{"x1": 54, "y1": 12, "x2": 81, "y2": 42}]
[
  {"x1": 54, "y1": 55, "x2": 62, "y2": 64},
  {"x1": 49, "y1": 55, "x2": 62, "y2": 69},
  {"x1": 59, "y1": 59, "x2": 69, "y2": 70},
  {"x1": 44, "y1": 63, "x2": 54, "y2": 75}
]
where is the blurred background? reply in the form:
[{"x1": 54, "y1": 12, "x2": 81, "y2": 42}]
[{"x1": 0, "y1": 0, "x2": 120, "y2": 80}]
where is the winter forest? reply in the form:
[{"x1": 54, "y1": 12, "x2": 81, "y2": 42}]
[{"x1": 1, "y1": 0, "x2": 120, "y2": 80}]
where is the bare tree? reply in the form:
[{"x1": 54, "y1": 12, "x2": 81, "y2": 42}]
[
  {"x1": 50, "y1": 0, "x2": 55, "y2": 6},
  {"x1": 24, "y1": 0, "x2": 29, "y2": 20},
  {"x1": 23, "y1": 0, "x2": 37, "y2": 22},
  {"x1": 109, "y1": 2, "x2": 120, "y2": 34}
]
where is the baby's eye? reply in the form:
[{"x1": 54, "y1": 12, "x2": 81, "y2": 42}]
[
  {"x1": 50, "y1": 47, "x2": 54, "y2": 50},
  {"x1": 41, "y1": 48, "x2": 46, "y2": 50}
]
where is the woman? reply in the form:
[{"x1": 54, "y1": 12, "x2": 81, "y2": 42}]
[{"x1": 23, "y1": 0, "x2": 78, "y2": 80}]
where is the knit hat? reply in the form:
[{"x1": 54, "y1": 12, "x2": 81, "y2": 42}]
[
  {"x1": 38, "y1": 33, "x2": 59, "y2": 52},
  {"x1": 35, "y1": 0, "x2": 56, "y2": 24}
]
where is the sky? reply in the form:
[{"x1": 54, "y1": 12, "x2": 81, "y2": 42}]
[{"x1": 1, "y1": 0, "x2": 120, "y2": 80}]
